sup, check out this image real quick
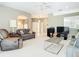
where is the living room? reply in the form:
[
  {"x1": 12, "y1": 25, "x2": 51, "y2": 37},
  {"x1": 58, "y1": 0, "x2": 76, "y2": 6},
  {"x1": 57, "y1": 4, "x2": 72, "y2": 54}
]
[{"x1": 0, "y1": 2, "x2": 79, "y2": 57}]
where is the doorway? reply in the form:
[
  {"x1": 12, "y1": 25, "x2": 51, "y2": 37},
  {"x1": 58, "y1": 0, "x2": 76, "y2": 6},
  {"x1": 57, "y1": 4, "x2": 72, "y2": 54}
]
[{"x1": 32, "y1": 18, "x2": 48, "y2": 36}]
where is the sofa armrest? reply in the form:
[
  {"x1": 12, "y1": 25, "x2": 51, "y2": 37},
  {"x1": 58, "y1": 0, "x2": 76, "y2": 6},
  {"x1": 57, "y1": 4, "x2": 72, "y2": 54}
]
[
  {"x1": 0, "y1": 38, "x2": 3, "y2": 49},
  {"x1": 66, "y1": 46, "x2": 79, "y2": 57},
  {"x1": 0, "y1": 37, "x2": 23, "y2": 51},
  {"x1": 18, "y1": 38, "x2": 23, "y2": 48}
]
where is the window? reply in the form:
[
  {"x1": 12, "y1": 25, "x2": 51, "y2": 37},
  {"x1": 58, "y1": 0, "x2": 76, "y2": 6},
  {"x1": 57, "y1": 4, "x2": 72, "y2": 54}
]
[{"x1": 64, "y1": 16, "x2": 79, "y2": 29}]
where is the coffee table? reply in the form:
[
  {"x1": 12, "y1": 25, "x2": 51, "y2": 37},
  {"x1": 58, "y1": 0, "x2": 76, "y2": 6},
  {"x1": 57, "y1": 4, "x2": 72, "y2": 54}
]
[{"x1": 44, "y1": 37, "x2": 64, "y2": 54}]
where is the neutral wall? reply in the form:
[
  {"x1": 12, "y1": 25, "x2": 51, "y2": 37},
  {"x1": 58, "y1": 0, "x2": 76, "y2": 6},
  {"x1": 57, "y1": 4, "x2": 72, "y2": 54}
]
[
  {"x1": 48, "y1": 14, "x2": 64, "y2": 27},
  {"x1": 0, "y1": 5, "x2": 31, "y2": 31},
  {"x1": 48, "y1": 12, "x2": 79, "y2": 28}
]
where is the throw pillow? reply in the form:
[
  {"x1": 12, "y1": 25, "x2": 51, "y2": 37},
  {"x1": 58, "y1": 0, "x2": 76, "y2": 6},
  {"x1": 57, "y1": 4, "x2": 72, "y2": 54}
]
[
  {"x1": 76, "y1": 32, "x2": 79, "y2": 38},
  {"x1": 24, "y1": 29, "x2": 30, "y2": 34},
  {"x1": 20, "y1": 30, "x2": 24, "y2": 34},
  {"x1": 74, "y1": 38, "x2": 79, "y2": 48},
  {"x1": 0, "y1": 33, "x2": 4, "y2": 39},
  {"x1": 0, "y1": 30, "x2": 8, "y2": 39}
]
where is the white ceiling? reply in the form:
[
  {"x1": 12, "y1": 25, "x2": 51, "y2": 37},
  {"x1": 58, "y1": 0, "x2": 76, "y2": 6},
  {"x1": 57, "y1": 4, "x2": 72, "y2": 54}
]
[{"x1": 1, "y1": 2, "x2": 79, "y2": 17}]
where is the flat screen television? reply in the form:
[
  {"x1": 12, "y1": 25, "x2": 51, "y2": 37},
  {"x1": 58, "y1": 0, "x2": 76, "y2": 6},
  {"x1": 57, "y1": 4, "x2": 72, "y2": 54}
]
[{"x1": 57, "y1": 27, "x2": 64, "y2": 33}]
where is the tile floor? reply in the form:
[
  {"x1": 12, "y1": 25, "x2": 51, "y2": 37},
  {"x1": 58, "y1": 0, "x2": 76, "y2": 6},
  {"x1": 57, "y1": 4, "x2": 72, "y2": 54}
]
[{"x1": 0, "y1": 36, "x2": 71, "y2": 57}]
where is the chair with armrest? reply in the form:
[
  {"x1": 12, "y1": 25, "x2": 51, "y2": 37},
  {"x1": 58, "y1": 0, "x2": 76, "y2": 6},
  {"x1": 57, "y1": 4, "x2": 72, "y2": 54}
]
[
  {"x1": 47, "y1": 27, "x2": 55, "y2": 37},
  {"x1": 56, "y1": 27, "x2": 69, "y2": 40},
  {"x1": 66, "y1": 38, "x2": 79, "y2": 57},
  {"x1": 0, "y1": 29, "x2": 23, "y2": 51},
  {"x1": 0, "y1": 37, "x2": 23, "y2": 51}
]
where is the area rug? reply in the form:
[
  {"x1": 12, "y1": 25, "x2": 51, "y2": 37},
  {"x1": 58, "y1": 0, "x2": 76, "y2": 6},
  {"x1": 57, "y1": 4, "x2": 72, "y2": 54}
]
[{"x1": 45, "y1": 44, "x2": 64, "y2": 54}]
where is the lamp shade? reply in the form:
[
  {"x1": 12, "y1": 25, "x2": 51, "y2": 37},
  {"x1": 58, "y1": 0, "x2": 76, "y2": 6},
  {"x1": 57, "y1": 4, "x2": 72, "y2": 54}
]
[{"x1": 10, "y1": 20, "x2": 17, "y2": 27}]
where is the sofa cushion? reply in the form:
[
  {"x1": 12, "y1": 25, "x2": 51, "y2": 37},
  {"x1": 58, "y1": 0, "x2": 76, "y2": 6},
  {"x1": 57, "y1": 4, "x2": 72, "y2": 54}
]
[
  {"x1": 20, "y1": 30, "x2": 24, "y2": 35},
  {"x1": 0, "y1": 33, "x2": 4, "y2": 39},
  {"x1": 74, "y1": 38, "x2": 79, "y2": 48},
  {"x1": 23, "y1": 29, "x2": 30, "y2": 34},
  {"x1": 6, "y1": 37, "x2": 19, "y2": 42},
  {"x1": 0, "y1": 29, "x2": 8, "y2": 39},
  {"x1": 76, "y1": 32, "x2": 79, "y2": 38},
  {"x1": 1, "y1": 40, "x2": 18, "y2": 51},
  {"x1": 16, "y1": 29, "x2": 30, "y2": 35}
]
